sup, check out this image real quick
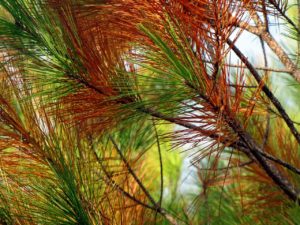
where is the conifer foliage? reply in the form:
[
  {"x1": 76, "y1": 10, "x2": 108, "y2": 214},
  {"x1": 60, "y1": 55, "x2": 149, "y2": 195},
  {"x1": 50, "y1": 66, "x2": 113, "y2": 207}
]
[{"x1": 0, "y1": 0, "x2": 300, "y2": 224}]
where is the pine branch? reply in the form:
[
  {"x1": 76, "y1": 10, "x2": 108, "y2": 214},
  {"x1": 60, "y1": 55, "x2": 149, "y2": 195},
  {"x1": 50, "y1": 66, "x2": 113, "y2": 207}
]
[
  {"x1": 234, "y1": 141, "x2": 300, "y2": 175},
  {"x1": 91, "y1": 141, "x2": 183, "y2": 225},
  {"x1": 91, "y1": 146, "x2": 156, "y2": 211},
  {"x1": 109, "y1": 135, "x2": 157, "y2": 206},
  {"x1": 108, "y1": 136, "x2": 182, "y2": 225},
  {"x1": 236, "y1": 13, "x2": 300, "y2": 82},
  {"x1": 227, "y1": 38, "x2": 300, "y2": 146},
  {"x1": 227, "y1": 117, "x2": 300, "y2": 203},
  {"x1": 184, "y1": 78, "x2": 300, "y2": 203}
]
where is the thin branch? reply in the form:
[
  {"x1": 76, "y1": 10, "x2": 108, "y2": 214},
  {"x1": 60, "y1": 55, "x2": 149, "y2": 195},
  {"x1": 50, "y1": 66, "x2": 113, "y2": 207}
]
[
  {"x1": 259, "y1": 36, "x2": 268, "y2": 68},
  {"x1": 267, "y1": 106, "x2": 300, "y2": 125},
  {"x1": 234, "y1": 142, "x2": 300, "y2": 176},
  {"x1": 238, "y1": 12, "x2": 300, "y2": 82},
  {"x1": 227, "y1": 38, "x2": 300, "y2": 146},
  {"x1": 109, "y1": 135, "x2": 157, "y2": 206},
  {"x1": 259, "y1": 150, "x2": 300, "y2": 175},
  {"x1": 91, "y1": 146, "x2": 156, "y2": 211},
  {"x1": 262, "y1": 113, "x2": 270, "y2": 148},
  {"x1": 203, "y1": 59, "x2": 292, "y2": 73},
  {"x1": 152, "y1": 120, "x2": 164, "y2": 207},
  {"x1": 108, "y1": 136, "x2": 182, "y2": 225},
  {"x1": 262, "y1": 0, "x2": 270, "y2": 33},
  {"x1": 260, "y1": 24, "x2": 270, "y2": 148},
  {"x1": 228, "y1": 84, "x2": 258, "y2": 89},
  {"x1": 228, "y1": 120, "x2": 300, "y2": 203},
  {"x1": 268, "y1": 0, "x2": 300, "y2": 34},
  {"x1": 196, "y1": 160, "x2": 254, "y2": 171},
  {"x1": 92, "y1": 144, "x2": 182, "y2": 225}
]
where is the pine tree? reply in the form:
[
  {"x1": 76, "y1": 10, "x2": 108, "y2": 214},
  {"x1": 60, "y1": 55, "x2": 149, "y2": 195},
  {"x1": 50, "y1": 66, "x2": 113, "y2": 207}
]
[{"x1": 0, "y1": 0, "x2": 300, "y2": 224}]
